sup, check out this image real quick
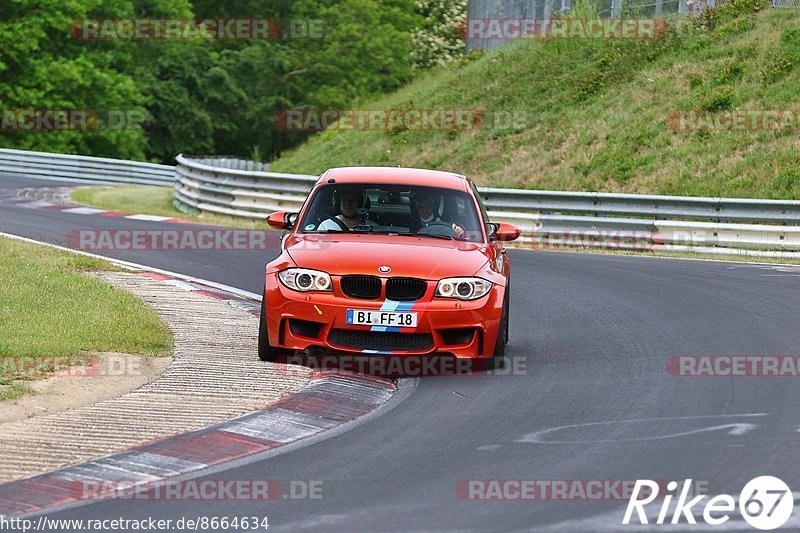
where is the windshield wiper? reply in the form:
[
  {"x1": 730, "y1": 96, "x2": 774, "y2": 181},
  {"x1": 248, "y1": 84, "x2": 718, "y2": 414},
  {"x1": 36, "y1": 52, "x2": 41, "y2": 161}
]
[
  {"x1": 367, "y1": 229, "x2": 410, "y2": 235},
  {"x1": 418, "y1": 233, "x2": 455, "y2": 240},
  {"x1": 316, "y1": 228, "x2": 455, "y2": 240},
  {"x1": 387, "y1": 232, "x2": 454, "y2": 241}
]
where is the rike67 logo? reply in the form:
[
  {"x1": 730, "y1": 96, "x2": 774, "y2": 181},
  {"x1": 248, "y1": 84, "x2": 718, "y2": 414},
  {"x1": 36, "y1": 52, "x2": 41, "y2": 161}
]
[{"x1": 623, "y1": 477, "x2": 794, "y2": 530}]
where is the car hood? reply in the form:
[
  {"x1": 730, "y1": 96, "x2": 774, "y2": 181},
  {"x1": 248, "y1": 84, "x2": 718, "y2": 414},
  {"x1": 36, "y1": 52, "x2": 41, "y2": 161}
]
[{"x1": 284, "y1": 233, "x2": 489, "y2": 280}]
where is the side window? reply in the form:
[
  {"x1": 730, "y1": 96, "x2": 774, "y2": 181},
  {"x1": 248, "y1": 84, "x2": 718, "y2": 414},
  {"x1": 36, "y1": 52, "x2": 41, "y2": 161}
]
[{"x1": 470, "y1": 182, "x2": 490, "y2": 224}]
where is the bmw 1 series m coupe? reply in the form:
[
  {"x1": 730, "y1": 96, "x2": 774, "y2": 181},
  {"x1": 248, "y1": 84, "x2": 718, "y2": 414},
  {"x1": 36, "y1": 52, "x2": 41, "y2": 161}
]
[{"x1": 259, "y1": 167, "x2": 520, "y2": 363}]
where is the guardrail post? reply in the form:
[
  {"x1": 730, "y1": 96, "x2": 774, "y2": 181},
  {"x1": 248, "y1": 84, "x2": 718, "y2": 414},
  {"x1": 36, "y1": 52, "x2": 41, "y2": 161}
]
[{"x1": 611, "y1": 0, "x2": 623, "y2": 18}]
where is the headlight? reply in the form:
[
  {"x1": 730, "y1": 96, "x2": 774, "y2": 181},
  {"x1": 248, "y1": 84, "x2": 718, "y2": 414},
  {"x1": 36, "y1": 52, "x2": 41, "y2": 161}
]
[
  {"x1": 278, "y1": 268, "x2": 332, "y2": 292},
  {"x1": 435, "y1": 277, "x2": 492, "y2": 300}
]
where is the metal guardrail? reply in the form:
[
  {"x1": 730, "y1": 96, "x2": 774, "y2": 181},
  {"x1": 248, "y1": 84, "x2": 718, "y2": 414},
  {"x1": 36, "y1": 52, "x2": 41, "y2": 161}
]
[
  {"x1": 479, "y1": 188, "x2": 800, "y2": 224},
  {"x1": 0, "y1": 149, "x2": 795, "y2": 257},
  {"x1": 174, "y1": 154, "x2": 800, "y2": 258},
  {"x1": 0, "y1": 148, "x2": 174, "y2": 186},
  {"x1": 773, "y1": 0, "x2": 800, "y2": 7},
  {"x1": 1, "y1": 149, "x2": 795, "y2": 257},
  {"x1": 174, "y1": 154, "x2": 316, "y2": 219},
  {"x1": 182, "y1": 155, "x2": 271, "y2": 172}
]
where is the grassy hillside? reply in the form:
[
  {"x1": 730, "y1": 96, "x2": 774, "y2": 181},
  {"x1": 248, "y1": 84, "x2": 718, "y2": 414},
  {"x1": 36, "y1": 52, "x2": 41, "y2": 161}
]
[{"x1": 271, "y1": 0, "x2": 800, "y2": 199}]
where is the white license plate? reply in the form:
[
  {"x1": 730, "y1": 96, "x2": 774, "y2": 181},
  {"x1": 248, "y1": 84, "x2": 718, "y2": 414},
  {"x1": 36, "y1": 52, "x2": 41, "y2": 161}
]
[{"x1": 346, "y1": 309, "x2": 417, "y2": 327}]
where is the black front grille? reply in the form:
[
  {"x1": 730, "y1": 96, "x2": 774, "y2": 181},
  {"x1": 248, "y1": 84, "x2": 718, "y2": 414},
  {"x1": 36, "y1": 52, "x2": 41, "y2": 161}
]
[
  {"x1": 328, "y1": 329, "x2": 434, "y2": 352},
  {"x1": 386, "y1": 277, "x2": 427, "y2": 301},
  {"x1": 341, "y1": 275, "x2": 381, "y2": 299}
]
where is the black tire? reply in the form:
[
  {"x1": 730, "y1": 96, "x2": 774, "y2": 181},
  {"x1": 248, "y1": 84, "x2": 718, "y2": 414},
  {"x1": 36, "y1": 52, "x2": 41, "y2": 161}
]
[
  {"x1": 493, "y1": 292, "x2": 508, "y2": 358},
  {"x1": 258, "y1": 292, "x2": 280, "y2": 362},
  {"x1": 504, "y1": 279, "x2": 510, "y2": 345}
]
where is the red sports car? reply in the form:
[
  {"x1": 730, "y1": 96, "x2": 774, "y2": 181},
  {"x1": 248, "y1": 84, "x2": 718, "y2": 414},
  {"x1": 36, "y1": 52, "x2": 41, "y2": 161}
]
[{"x1": 260, "y1": 167, "x2": 520, "y2": 362}]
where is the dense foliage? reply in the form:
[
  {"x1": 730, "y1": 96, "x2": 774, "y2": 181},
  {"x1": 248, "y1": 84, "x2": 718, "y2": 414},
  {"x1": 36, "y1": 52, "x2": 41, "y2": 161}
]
[
  {"x1": 411, "y1": 0, "x2": 467, "y2": 69},
  {"x1": 0, "y1": 0, "x2": 425, "y2": 162}
]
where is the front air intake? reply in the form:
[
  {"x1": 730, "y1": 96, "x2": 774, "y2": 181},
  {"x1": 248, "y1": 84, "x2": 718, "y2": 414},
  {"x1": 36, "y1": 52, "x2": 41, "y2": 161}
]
[{"x1": 328, "y1": 330, "x2": 434, "y2": 352}]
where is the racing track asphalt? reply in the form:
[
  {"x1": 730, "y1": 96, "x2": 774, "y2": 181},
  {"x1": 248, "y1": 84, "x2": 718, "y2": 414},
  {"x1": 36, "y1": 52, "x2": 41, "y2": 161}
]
[{"x1": 2, "y1": 174, "x2": 800, "y2": 531}]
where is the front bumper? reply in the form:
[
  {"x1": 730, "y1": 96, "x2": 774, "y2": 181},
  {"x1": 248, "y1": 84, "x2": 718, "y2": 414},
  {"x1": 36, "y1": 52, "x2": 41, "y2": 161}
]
[{"x1": 264, "y1": 273, "x2": 505, "y2": 358}]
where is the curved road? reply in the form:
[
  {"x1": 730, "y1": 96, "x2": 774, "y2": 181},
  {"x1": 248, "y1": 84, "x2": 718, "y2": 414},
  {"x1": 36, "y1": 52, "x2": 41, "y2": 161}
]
[{"x1": 2, "y1": 175, "x2": 800, "y2": 531}]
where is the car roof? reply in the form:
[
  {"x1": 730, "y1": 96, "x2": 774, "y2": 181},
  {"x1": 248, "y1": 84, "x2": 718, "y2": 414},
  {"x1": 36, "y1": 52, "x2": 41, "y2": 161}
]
[{"x1": 319, "y1": 167, "x2": 469, "y2": 191}]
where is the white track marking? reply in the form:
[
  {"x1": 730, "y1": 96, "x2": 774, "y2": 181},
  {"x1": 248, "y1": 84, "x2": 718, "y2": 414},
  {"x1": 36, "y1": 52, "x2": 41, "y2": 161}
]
[
  {"x1": 517, "y1": 414, "x2": 766, "y2": 444},
  {"x1": 61, "y1": 207, "x2": 108, "y2": 215},
  {"x1": 124, "y1": 214, "x2": 173, "y2": 221},
  {"x1": 19, "y1": 200, "x2": 56, "y2": 208},
  {"x1": 161, "y1": 279, "x2": 200, "y2": 291}
]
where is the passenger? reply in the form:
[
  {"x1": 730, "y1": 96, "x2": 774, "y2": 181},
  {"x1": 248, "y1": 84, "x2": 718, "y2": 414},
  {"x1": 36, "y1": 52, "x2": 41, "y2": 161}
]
[
  {"x1": 410, "y1": 190, "x2": 466, "y2": 238},
  {"x1": 318, "y1": 189, "x2": 377, "y2": 231}
]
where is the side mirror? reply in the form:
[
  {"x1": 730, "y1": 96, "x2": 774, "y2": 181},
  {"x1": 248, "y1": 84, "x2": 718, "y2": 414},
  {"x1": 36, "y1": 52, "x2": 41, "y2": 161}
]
[
  {"x1": 489, "y1": 222, "x2": 521, "y2": 242},
  {"x1": 266, "y1": 211, "x2": 298, "y2": 230}
]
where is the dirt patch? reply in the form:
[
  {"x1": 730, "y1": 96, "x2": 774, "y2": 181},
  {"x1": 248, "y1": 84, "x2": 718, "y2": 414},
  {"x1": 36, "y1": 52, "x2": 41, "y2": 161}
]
[{"x1": 0, "y1": 353, "x2": 171, "y2": 424}]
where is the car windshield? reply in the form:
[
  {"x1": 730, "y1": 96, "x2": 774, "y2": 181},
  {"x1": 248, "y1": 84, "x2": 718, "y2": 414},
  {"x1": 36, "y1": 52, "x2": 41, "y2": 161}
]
[{"x1": 297, "y1": 184, "x2": 484, "y2": 242}]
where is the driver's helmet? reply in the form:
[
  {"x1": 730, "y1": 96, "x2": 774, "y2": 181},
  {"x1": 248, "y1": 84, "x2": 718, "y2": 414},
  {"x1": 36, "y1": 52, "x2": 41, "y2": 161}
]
[
  {"x1": 410, "y1": 190, "x2": 441, "y2": 217},
  {"x1": 333, "y1": 188, "x2": 369, "y2": 212}
]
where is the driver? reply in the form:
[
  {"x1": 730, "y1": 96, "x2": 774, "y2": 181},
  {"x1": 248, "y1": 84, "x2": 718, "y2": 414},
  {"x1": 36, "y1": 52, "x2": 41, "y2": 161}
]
[
  {"x1": 318, "y1": 189, "x2": 377, "y2": 231},
  {"x1": 410, "y1": 190, "x2": 465, "y2": 238}
]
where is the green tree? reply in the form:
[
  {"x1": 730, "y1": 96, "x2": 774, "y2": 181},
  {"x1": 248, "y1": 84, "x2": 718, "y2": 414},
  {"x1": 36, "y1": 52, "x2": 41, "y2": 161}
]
[
  {"x1": 0, "y1": 0, "x2": 427, "y2": 163},
  {"x1": 0, "y1": 0, "x2": 148, "y2": 158}
]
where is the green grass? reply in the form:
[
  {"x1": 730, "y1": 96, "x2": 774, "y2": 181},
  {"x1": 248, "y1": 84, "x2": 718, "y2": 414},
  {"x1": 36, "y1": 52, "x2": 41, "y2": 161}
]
[
  {"x1": 0, "y1": 237, "x2": 173, "y2": 400},
  {"x1": 72, "y1": 186, "x2": 269, "y2": 228},
  {"x1": 0, "y1": 382, "x2": 34, "y2": 401},
  {"x1": 271, "y1": 0, "x2": 800, "y2": 199}
]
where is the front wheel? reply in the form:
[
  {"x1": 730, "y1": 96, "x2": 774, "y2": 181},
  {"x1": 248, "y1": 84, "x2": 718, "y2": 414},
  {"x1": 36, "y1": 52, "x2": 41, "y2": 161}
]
[
  {"x1": 493, "y1": 292, "x2": 509, "y2": 357},
  {"x1": 258, "y1": 291, "x2": 280, "y2": 362}
]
